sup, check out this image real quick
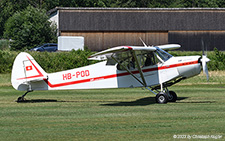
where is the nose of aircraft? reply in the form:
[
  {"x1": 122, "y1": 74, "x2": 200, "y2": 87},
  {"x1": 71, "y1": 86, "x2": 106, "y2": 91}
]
[{"x1": 200, "y1": 54, "x2": 210, "y2": 81}]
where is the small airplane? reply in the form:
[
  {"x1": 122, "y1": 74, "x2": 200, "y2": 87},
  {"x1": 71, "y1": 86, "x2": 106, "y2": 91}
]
[{"x1": 11, "y1": 42, "x2": 210, "y2": 103}]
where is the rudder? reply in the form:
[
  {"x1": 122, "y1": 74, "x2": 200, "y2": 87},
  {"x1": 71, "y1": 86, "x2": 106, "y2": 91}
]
[{"x1": 11, "y1": 52, "x2": 47, "y2": 91}]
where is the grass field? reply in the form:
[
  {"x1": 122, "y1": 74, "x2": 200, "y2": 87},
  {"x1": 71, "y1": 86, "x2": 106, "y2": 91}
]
[{"x1": 0, "y1": 72, "x2": 225, "y2": 140}]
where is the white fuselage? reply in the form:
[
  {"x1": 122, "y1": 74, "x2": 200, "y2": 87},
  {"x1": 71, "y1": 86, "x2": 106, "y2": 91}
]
[{"x1": 30, "y1": 56, "x2": 201, "y2": 91}]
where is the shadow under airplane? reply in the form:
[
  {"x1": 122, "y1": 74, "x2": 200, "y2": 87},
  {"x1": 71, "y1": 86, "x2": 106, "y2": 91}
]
[
  {"x1": 17, "y1": 97, "x2": 214, "y2": 105},
  {"x1": 16, "y1": 99, "x2": 60, "y2": 103},
  {"x1": 101, "y1": 97, "x2": 188, "y2": 106}
]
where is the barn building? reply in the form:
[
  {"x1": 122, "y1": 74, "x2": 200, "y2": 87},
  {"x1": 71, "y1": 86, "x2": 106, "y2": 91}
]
[{"x1": 49, "y1": 7, "x2": 225, "y2": 51}]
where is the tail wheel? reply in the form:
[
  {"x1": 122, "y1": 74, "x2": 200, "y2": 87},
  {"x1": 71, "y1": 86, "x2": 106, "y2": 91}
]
[
  {"x1": 168, "y1": 91, "x2": 177, "y2": 102},
  {"x1": 17, "y1": 97, "x2": 25, "y2": 102},
  {"x1": 155, "y1": 92, "x2": 168, "y2": 104}
]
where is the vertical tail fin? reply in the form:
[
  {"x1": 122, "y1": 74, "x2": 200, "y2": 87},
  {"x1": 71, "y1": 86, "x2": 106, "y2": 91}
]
[{"x1": 11, "y1": 52, "x2": 47, "y2": 91}]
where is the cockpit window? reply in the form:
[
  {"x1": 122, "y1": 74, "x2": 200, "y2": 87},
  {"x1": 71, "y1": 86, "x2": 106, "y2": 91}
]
[
  {"x1": 155, "y1": 47, "x2": 173, "y2": 61},
  {"x1": 111, "y1": 48, "x2": 173, "y2": 71},
  {"x1": 113, "y1": 51, "x2": 134, "y2": 70},
  {"x1": 114, "y1": 50, "x2": 160, "y2": 71}
]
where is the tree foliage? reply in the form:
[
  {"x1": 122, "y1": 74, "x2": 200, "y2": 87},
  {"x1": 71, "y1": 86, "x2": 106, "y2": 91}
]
[
  {"x1": 4, "y1": 5, "x2": 57, "y2": 50},
  {"x1": 0, "y1": 0, "x2": 30, "y2": 38}
]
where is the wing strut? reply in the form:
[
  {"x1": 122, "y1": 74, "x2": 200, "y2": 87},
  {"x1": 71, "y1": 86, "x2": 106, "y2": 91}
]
[
  {"x1": 111, "y1": 51, "x2": 147, "y2": 87},
  {"x1": 131, "y1": 50, "x2": 147, "y2": 87}
]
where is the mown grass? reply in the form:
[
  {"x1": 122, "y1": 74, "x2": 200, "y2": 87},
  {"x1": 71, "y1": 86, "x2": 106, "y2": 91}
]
[
  {"x1": 0, "y1": 72, "x2": 225, "y2": 140},
  {"x1": 0, "y1": 73, "x2": 11, "y2": 86}
]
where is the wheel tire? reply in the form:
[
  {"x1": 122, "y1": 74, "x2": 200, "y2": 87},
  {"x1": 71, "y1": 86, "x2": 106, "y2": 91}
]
[
  {"x1": 155, "y1": 92, "x2": 168, "y2": 104},
  {"x1": 168, "y1": 91, "x2": 177, "y2": 102}
]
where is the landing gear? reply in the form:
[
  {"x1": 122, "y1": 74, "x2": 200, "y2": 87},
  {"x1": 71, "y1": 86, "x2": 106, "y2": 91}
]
[
  {"x1": 149, "y1": 83, "x2": 178, "y2": 104},
  {"x1": 16, "y1": 90, "x2": 33, "y2": 102},
  {"x1": 155, "y1": 92, "x2": 168, "y2": 104},
  {"x1": 168, "y1": 91, "x2": 177, "y2": 102}
]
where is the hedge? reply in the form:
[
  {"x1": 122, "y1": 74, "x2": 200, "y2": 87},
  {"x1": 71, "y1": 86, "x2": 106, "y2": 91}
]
[
  {"x1": 0, "y1": 48, "x2": 225, "y2": 74},
  {"x1": 0, "y1": 49, "x2": 97, "y2": 73}
]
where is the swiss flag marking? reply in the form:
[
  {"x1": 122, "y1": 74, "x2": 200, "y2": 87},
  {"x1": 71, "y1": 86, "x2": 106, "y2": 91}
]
[{"x1": 26, "y1": 66, "x2": 33, "y2": 71}]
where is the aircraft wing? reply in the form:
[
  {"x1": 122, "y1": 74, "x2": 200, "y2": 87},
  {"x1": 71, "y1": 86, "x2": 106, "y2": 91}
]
[
  {"x1": 157, "y1": 44, "x2": 181, "y2": 50},
  {"x1": 88, "y1": 46, "x2": 156, "y2": 60}
]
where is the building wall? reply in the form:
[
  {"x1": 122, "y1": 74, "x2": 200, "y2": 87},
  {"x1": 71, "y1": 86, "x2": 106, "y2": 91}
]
[
  {"x1": 49, "y1": 10, "x2": 59, "y2": 29},
  {"x1": 49, "y1": 8, "x2": 225, "y2": 51},
  {"x1": 61, "y1": 31, "x2": 168, "y2": 51},
  {"x1": 169, "y1": 31, "x2": 225, "y2": 51}
]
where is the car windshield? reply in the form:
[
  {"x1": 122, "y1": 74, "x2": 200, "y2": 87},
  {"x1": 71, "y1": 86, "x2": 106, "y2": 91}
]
[{"x1": 36, "y1": 44, "x2": 45, "y2": 48}]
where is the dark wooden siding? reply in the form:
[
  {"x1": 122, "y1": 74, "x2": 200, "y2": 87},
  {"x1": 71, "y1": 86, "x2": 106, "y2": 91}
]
[
  {"x1": 61, "y1": 31, "x2": 168, "y2": 51},
  {"x1": 59, "y1": 9, "x2": 225, "y2": 32},
  {"x1": 169, "y1": 31, "x2": 225, "y2": 51}
]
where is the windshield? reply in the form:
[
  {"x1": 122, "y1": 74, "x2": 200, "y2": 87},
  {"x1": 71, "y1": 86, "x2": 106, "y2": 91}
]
[{"x1": 155, "y1": 47, "x2": 173, "y2": 61}]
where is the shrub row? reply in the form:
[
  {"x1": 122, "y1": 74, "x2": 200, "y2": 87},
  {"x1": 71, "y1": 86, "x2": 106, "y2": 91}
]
[
  {"x1": 0, "y1": 48, "x2": 225, "y2": 74},
  {"x1": 0, "y1": 49, "x2": 97, "y2": 73},
  {"x1": 0, "y1": 50, "x2": 17, "y2": 73},
  {"x1": 30, "y1": 50, "x2": 98, "y2": 73}
]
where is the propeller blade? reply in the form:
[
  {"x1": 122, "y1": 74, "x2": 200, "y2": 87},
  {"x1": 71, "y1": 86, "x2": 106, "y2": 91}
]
[
  {"x1": 201, "y1": 39, "x2": 210, "y2": 81},
  {"x1": 201, "y1": 55, "x2": 210, "y2": 81},
  {"x1": 201, "y1": 39, "x2": 205, "y2": 55}
]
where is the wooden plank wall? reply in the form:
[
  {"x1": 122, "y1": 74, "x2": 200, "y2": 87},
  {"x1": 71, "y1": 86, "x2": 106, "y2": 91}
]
[
  {"x1": 169, "y1": 31, "x2": 225, "y2": 51},
  {"x1": 61, "y1": 32, "x2": 168, "y2": 51}
]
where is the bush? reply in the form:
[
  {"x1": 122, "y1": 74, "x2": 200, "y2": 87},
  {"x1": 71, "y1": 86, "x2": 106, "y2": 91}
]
[
  {"x1": 1, "y1": 48, "x2": 225, "y2": 74},
  {"x1": 0, "y1": 50, "x2": 18, "y2": 73},
  {"x1": 0, "y1": 49, "x2": 97, "y2": 74},
  {"x1": 207, "y1": 48, "x2": 225, "y2": 70},
  {"x1": 30, "y1": 49, "x2": 97, "y2": 73}
]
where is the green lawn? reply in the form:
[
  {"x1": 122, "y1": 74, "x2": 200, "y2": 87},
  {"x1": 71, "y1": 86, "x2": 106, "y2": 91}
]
[{"x1": 0, "y1": 73, "x2": 225, "y2": 140}]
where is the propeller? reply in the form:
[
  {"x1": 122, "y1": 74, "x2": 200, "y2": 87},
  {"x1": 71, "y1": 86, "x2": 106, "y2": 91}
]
[{"x1": 200, "y1": 39, "x2": 210, "y2": 81}]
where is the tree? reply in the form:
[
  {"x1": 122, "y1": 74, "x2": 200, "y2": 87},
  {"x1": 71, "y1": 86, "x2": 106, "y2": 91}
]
[
  {"x1": 4, "y1": 5, "x2": 57, "y2": 50},
  {"x1": 0, "y1": 0, "x2": 30, "y2": 38},
  {"x1": 0, "y1": 0, "x2": 48, "y2": 38}
]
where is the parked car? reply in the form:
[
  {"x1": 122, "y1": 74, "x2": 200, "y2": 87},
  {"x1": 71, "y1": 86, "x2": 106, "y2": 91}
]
[{"x1": 30, "y1": 43, "x2": 58, "y2": 52}]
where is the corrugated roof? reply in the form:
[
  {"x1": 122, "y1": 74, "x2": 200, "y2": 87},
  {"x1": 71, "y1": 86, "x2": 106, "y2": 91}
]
[{"x1": 48, "y1": 7, "x2": 225, "y2": 15}]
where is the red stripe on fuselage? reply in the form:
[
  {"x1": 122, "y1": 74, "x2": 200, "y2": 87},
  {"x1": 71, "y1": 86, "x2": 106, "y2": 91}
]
[
  {"x1": 44, "y1": 74, "x2": 118, "y2": 88},
  {"x1": 44, "y1": 60, "x2": 199, "y2": 88}
]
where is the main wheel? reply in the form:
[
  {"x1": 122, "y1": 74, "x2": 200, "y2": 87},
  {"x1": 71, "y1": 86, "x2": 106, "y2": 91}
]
[
  {"x1": 168, "y1": 91, "x2": 177, "y2": 102},
  {"x1": 155, "y1": 92, "x2": 168, "y2": 104}
]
